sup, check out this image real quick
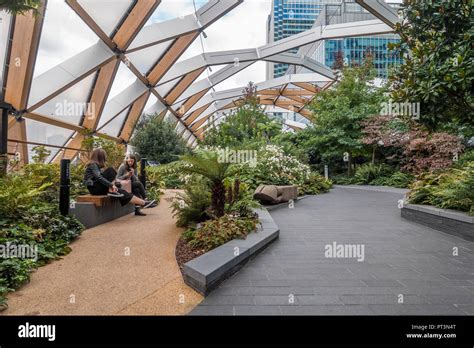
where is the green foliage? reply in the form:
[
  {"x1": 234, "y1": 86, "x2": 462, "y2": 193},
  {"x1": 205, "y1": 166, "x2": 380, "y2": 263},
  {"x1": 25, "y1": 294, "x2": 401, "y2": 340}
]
[
  {"x1": 31, "y1": 146, "x2": 51, "y2": 164},
  {"x1": 307, "y1": 61, "x2": 386, "y2": 174},
  {"x1": 180, "y1": 150, "x2": 238, "y2": 217},
  {"x1": 456, "y1": 149, "x2": 474, "y2": 167},
  {"x1": 0, "y1": 169, "x2": 84, "y2": 310},
  {"x1": 0, "y1": 175, "x2": 51, "y2": 217},
  {"x1": 131, "y1": 115, "x2": 188, "y2": 164},
  {"x1": 408, "y1": 161, "x2": 474, "y2": 215},
  {"x1": 146, "y1": 161, "x2": 186, "y2": 189},
  {"x1": 171, "y1": 176, "x2": 211, "y2": 227},
  {"x1": 183, "y1": 215, "x2": 259, "y2": 252},
  {"x1": 224, "y1": 178, "x2": 261, "y2": 217},
  {"x1": 203, "y1": 82, "x2": 282, "y2": 148},
  {"x1": 0, "y1": 0, "x2": 41, "y2": 15},
  {"x1": 354, "y1": 163, "x2": 394, "y2": 185},
  {"x1": 298, "y1": 172, "x2": 333, "y2": 195},
  {"x1": 350, "y1": 163, "x2": 415, "y2": 188},
  {"x1": 81, "y1": 136, "x2": 125, "y2": 169},
  {"x1": 0, "y1": 259, "x2": 36, "y2": 290},
  {"x1": 238, "y1": 145, "x2": 311, "y2": 189},
  {"x1": 371, "y1": 171, "x2": 415, "y2": 189},
  {"x1": 21, "y1": 162, "x2": 88, "y2": 200},
  {"x1": 390, "y1": 0, "x2": 474, "y2": 134}
]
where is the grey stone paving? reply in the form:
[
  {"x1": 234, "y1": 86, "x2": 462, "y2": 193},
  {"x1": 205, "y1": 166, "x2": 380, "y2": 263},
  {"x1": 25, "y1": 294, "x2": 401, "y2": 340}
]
[{"x1": 189, "y1": 186, "x2": 474, "y2": 315}]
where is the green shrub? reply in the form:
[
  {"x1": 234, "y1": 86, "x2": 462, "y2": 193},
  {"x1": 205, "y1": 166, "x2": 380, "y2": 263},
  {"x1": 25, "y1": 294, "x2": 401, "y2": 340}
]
[
  {"x1": 298, "y1": 172, "x2": 333, "y2": 195},
  {"x1": 131, "y1": 115, "x2": 188, "y2": 164},
  {"x1": 0, "y1": 175, "x2": 51, "y2": 217},
  {"x1": 0, "y1": 169, "x2": 84, "y2": 310},
  {"x1": 408, "y1": 161, "x2": 474, "y2": 215},
  {"x1": 183, "y1": 215, "x2": 259, "y2": 252},
  {"x1": 224, "y1": 178, "x2": 261, "y2": 217},
  {"x1": 354, "y1": 163, "x2": 394, "y2": 185},
  {"x1": 374, "y1": 171, "x2": 415, "y2": 188},
  {"x1": 239, "y1": 145, "x2": 312, "y2": 190},
  {"x1": 171, "y1": 176, "x2": 211, "y2": 227},
  {"x1": 331, "y1": 174, "x2": 358, "y2": 185},
  {"x1": 147, "y1": 161, "x2": 186, "y2": 189},
  {"x1": 456, "y1": 149, "x2": 474, "y2": 167}
]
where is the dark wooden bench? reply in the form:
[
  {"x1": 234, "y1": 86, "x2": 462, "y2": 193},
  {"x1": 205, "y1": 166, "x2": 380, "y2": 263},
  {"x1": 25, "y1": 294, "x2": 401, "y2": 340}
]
[
  {"x1": 70, "y1": 194, "x2": 134, "y2": 229},
  {"x1": 76, "y1": 194, "x2": 113, "y2": 207}
]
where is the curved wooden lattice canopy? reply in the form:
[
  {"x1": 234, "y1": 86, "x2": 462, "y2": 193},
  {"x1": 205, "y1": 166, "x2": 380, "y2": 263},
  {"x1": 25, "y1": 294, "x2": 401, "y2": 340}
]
[{"x1": 1, "y1": 0, "x2": 396, "y2": 163}]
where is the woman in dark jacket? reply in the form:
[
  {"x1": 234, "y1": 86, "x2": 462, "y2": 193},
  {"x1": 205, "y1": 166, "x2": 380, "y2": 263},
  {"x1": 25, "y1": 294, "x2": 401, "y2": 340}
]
[
  {"x1": 117, "y1": 154, "x2": 148, "y2": 201},
  {"x1": 83, "y1": 149, "x2": 155, "y2": 216}
]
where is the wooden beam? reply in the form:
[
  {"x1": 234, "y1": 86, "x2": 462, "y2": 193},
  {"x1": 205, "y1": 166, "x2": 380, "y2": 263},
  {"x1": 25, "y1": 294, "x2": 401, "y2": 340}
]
[
  {"x1": 292, "y1": 82, "x2": 320, "y2": 93},
  {"x1": 113, "y1": 0, "x2": 160, "y2": 50},
  {"x1": 4, "y1": 1, "x2": 46, "y2": 110},
  {"x1": 274, "y1": 100, "x2": 305, "y2": 108},
  {"x1": 27, "y1": 56, "x2": 116, "y2": 112},
  {"x1": 59, "y1": 59, "x2": 120, "y2": 161},
  {"x1": 283, "y1": 95, "x2": 308, "y2": 104},
  {"x1": 24, "y1": 112, "x2": 85, "y2": 133},
  {"x1": 190, "y1": 116, "x2": 209, "y2": 131},
  {"x1": 164, "y1": 68, "x2": 205, "y2": 105},
  {"x1": 147, "y1": 32, "x2": 198, "y2": 85},
  {"x1": 23, "y1": 112, "x2": 122, "y2": 142},
  {"x1": 257, "y1": 89, "x2": 279, "y2": 96},
  {"x1": 258, "y1": 88, "x2": 314, "y2": 97},
  {"x1": 177, "y1": 88, "x2": 210, "y2": 117},
  {"x1": 183, "y1": 103, "x2": 211, "y2": 125},
  {"x1": 52, "y1": 133, "x2": 85, "y2": 163},
  {"x1": 119, "y1": 92, "x2": 150, "y2": 141},
  {"x1": 82, "y1": 59, "x2": 120, "y2": 130}
]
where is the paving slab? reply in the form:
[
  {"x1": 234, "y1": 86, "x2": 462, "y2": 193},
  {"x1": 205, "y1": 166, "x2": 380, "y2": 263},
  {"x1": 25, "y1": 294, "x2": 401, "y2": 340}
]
[{"x1": 190, "y1": 186, "x2": 474, "y2": 315}]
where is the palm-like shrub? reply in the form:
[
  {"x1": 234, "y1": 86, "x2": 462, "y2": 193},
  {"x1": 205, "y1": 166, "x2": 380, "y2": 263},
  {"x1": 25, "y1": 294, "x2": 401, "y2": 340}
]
[{"x1": 180, "y1": 150, "x2": 237, "y2": 218}]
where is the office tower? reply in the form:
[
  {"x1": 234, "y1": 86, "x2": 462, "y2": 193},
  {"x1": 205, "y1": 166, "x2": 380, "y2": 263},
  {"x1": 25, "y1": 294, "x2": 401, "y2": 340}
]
[{"x1": 266, "y1": 0, "x2": 402, "y2": 79}]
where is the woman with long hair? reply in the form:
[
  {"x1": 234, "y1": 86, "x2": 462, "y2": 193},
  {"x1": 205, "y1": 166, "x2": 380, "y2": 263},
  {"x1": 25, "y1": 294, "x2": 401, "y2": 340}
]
[
  {"x1": 117, "y1": 154, "x2": 151, "y2": 205},
  {"x1": 83, "y1": 149, "x2": 155, "y2": 216}
]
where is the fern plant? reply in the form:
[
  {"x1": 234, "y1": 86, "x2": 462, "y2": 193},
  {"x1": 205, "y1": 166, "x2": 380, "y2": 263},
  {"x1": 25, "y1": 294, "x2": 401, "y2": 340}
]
[
  {"x1": 0, "y1": 175, "x2": 51, "y2": 218},
  {"x1": 171, "y1": 176, "x2": 211, "y2": 227},
  {"x1": 180, "y1": 150, "x2": 238, "y2": 217}
]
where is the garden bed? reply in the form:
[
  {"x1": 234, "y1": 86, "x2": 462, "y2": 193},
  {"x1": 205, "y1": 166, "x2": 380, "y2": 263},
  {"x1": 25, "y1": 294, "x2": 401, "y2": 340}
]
[
  {"x1": 401, "y1": 204, "x2": 474, "y2": 241},
  {"x1": 179, "y1": 208, "x2": 279, "y2": 295}
]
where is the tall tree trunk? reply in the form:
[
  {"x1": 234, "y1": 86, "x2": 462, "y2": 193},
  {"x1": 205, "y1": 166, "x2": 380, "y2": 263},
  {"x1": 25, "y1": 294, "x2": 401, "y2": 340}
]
[
  {"x1": 212, "y1": 181, "x2": 226, "y2": 217},
  {"x1": 372, "y1": 145, "x2": 376, "y2": 164}
]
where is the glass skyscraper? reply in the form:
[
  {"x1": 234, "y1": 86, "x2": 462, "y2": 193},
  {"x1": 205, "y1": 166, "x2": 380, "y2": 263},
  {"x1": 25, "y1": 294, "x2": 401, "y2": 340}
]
[{"x1": 266, "y1": 0, "x2": 402, "y2": 79}]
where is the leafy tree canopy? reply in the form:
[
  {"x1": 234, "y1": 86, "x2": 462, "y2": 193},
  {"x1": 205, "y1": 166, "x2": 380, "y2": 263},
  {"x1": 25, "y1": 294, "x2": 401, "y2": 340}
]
[
  {"x1": 390, "y1": 0, "x2": 473, "y2": 133},
  {"x1": 305, "y1": 59, "x2": 386, "y2": 173},
  {"x1": 202, "y1": 82, "x2": 282, "y2": 148},
  {"x1": 131, "y1": 114, "x2": 188, "y2": 164}
]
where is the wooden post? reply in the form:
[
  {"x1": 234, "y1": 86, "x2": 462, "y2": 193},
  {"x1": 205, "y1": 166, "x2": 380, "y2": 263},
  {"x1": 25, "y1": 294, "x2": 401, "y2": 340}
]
[{"x1": 0, "y1": 103, "x2": 12, "y2": 177}]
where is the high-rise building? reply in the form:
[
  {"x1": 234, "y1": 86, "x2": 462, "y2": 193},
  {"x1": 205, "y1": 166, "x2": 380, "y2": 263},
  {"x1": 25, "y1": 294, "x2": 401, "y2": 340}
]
[{"x1": 266, "y1": 0, "x2": 402, "y2": 79}]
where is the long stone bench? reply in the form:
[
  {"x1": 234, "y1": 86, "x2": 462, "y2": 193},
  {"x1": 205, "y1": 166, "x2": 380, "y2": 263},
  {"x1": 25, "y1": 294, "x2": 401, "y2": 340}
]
[
  {"x1": 183, "y1": 208, "x2": 279, "y2": 295},
  {"x1": 70, "y1": 195, "x2": 134, "y2": 229},
  {"x1": 401, "y1": 203, "x2": 474, "y2": 241}
]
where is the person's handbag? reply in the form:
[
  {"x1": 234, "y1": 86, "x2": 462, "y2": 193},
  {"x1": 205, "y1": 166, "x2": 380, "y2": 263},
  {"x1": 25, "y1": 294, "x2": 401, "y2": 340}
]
[{"x1": 117, "y1": 179, "x2": 132, "y2": 193}]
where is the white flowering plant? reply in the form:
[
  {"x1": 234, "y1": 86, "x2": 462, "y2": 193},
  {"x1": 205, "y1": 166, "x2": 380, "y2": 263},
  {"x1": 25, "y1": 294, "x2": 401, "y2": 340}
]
[{"x1": 238, "y1": 145, "x2": 332, "y2": 194}]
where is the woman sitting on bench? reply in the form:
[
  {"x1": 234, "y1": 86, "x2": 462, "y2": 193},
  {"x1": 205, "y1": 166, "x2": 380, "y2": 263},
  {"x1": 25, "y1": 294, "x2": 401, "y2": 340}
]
[
  {"x1": 117, "y1": 154, "x2": 150, "y2": 204},
  {"x1": 83, "y1": 149, "x2": 155, "y2": 216}
]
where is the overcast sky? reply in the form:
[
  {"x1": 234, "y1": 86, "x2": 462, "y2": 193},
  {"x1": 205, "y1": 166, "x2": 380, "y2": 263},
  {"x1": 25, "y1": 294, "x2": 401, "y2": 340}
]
[{"x1": 33, "y1": 0, "x2": 272, "y2": 100}]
